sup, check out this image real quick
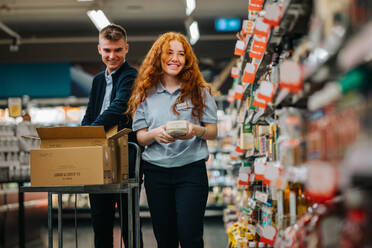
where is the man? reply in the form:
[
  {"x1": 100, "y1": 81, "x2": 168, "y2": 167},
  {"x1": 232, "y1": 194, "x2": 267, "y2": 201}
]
[{"x1": 81, "y1": 24, "x2": 143, "y2": 248}]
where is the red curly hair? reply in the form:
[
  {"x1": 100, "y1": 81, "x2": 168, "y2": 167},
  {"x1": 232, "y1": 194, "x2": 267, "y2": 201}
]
[{"x1": 127, "y1": 32, "x2": 212, "y2": 120}]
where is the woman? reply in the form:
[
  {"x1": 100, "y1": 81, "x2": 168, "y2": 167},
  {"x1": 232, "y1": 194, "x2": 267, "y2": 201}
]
[{"x1": 127, "y1": 32, "x2": 218, "y2": 248}]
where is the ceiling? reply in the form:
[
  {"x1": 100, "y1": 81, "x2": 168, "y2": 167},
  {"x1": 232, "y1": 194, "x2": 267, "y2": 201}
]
[{"x1": 0, "y1": 0, "x2": 247, "y2": 64}]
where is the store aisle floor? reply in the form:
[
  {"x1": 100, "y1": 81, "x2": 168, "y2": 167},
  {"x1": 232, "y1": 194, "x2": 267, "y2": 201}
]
[{"x1": 27, "y1": 215, "x2": 227, "y2": 248}]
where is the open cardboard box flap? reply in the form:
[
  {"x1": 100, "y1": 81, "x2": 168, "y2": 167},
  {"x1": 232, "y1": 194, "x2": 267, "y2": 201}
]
[{"x1": 36, "y1": 126, "x2": 131, "y2": 148}]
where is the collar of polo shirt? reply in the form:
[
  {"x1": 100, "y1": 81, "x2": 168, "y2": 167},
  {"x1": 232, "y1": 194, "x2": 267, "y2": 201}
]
[{"x1": 156, "y1": 81, "x2": 182, "y2": 94}]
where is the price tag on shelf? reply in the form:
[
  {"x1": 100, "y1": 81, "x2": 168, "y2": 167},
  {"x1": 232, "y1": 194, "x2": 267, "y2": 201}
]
[
  {"x1": 260, "y1": 225, "x2": 278, "y2": 246},
  {"x1": 263, "y1": 3, "x2": 282, "y2": 27},
  {"x1": 237, "y1": 106, "x2": 247, "y2": 124},
  {"x1": 247, "y1": 224, "x2": 257, "y2": 235},
  {"x1": 305, "y1": 161, "x2": 338, "y2": 202},
  {"x1": 255, "y1": 191, "x2": 268, "y2": 203},
  {"x1": 234, "y1": 40, "x2": 246, "y2": 56},
  {"x1": 242, "y1": 20, "x2": 254, "y2": 35},
  {"x1": 253, "y1": 34, "x2": 268, "y2": 47},
  {"x1": 238, "y1": 166, "x2": 251, "y2": 185},
  {"x1": 245, "y1": 149, "x2": 254, "y2": 157},
  {"x1": 235, "y1": 145, "x2": 245, "y2": 156},
  {"x1": 256, "y1": 223, "x2": 264, "y2": 236},
  {"x1": 251, "y1": 0, "x2": 264, "y2": 4},
  {"x1": 248, "y1": 197, "x2": 257, "y2": 209},
  {"x1": 242, "y1": 62, "x2": 257, "y2": 84},
  {"x1": 249, "y1": 0, "x2": 264, "y2": 12},
  {"x1": 279, "y1": 60, "x2": 303, "y2": 93},
  {"x1": 231, "y1": 66, "x2": 240, "y2": 78},
  {"x1": 273, "y1": 169, "x2": 287, "y2": 190},
  {"x1": 254, "y1": 17, "x2": 270, "y2": 37},
  {"x1": 263, "y1": 162, "x2": 279, "y2": 185},
  {"x1": 234, "y1": 84, "x2": 244, "y2": 100},
  {"x1": 251, "y1": 40, "x2": 266, "y2": 54},
  {"x1": 253, "y1": 94, "x2": 267, "y2": 109},
  {"x1": 249, "y1": 4, "x2": 262, "y2": 12},
  {"x1": 254, "y1": 159, "x2": 266, "y2": 180},
  {"x1": 227, "y1": 89, "x2": 235, "y2": 103},
  {"x1": 249, "y1": 35, "x2": 268, "y2": 60},
  {"x1": 256, "y1": 81, "x2": 276, "y2": 102},
  {"x1": 250, "y1": 48, "x2": 265, "y2": 60}
]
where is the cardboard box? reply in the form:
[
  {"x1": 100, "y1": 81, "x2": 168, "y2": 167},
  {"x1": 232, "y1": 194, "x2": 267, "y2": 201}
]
[{"x1": 30, "y1": 126, "x2": 130, "y2": 186}]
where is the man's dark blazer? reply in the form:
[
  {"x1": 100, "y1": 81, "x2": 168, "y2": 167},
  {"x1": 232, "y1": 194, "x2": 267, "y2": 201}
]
[{"x1": 81, "y1": 61, "x2": 138, "y2": 142}]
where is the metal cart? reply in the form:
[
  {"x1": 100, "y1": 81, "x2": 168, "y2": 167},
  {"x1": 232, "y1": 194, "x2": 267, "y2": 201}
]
[{"x1": 21, "y1": 142, "x2": 141, "y2": 248}]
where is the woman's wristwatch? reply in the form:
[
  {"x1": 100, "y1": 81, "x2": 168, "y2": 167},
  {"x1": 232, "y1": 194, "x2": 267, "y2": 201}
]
[{"x1": 197, "y1": 126, "x2": 207, "y2": 139}]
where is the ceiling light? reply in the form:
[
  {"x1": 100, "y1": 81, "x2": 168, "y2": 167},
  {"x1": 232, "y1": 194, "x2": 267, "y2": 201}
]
[
  {"x1": 87, "y1": 10, "x2": 110, "y2": 31},
  {"x1": 188, "y1": 21, "x2": 200, "y2": 45},
  {"x1": 185, "y1": 0, "x2": 196, "y2": 16},
  {"x1": 77, "y1": 0, "x2": 94, "y2": 2}
]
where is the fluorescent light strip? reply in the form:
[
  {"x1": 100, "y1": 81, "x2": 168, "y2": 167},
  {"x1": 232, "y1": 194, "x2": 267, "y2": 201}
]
[
  {"x1": 189, "y1": 21, "x2": 199, "y2": 45},
  {"x1": 185, "y1": 0, "x2": 196, "y2": 16},
  {"x1": 87, "y1": 10, "x2": 110, "y2": 31}
]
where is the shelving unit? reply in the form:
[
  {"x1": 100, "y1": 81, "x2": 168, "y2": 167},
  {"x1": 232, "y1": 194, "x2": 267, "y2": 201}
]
[{"x1": 222, "y1": 1, "x2": 372, "y2": 247}]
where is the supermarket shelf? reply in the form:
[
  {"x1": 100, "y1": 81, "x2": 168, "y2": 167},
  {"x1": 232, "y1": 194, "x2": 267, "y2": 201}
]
[
  {"x1": 229, "y1": 161, "x2": 242, "y2": 166},
  {"x1": 209, "y1": 148, "x2": 234, "y2": 154},
  {"x1": 50, "y1": 204, "x2": 226, "y2": 219},
  {"x1": 51, "y1": 207, "x2": 151, "y2": 219},
  {"x1": 206, "y1": 204, "x2": 227, "y2": 210},
  {"x1": 0, "y1": 179, "x2": 29, "y2": 184},
  {"x1": 208, "y1": 166, "x2": 232, "y2": 171},
  {"x1": 0, "y1": 97, "x2": 89, "y2": 107},
  {"x1": 209, "y1": 183, "x2": 234, "y2": 187}
]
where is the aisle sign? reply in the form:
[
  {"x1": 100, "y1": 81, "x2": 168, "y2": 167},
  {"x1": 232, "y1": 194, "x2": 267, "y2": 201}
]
[{"x1": 215, "y1": 18, "x2": 241, "y2": 32}]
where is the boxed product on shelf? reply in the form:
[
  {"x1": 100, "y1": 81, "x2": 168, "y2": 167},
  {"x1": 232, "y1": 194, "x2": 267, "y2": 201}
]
[{"x1": 30, "y1": 126, "x2": 130, "y2": 186}]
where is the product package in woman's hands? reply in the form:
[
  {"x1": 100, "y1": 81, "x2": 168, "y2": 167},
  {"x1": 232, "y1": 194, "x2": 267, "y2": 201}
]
[{"x1": 166, "y1": 120, "x2": 188, "y2": 137}]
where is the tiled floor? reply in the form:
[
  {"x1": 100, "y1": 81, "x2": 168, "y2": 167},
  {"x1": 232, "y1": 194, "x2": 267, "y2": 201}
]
[{"x1": 27, "y1": 214, "x2": 228, "y2": 248}]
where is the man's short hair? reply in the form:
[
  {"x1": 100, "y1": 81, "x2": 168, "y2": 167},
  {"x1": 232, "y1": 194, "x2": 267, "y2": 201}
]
[{"x1": 99, "y1": 24, "x2": 127, "y2": 42}]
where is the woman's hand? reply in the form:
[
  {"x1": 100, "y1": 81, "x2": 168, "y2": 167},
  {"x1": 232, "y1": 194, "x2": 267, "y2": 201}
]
[
  {"x1": 176, "y1": 121, "x2": 198, "y2": 140},
  {"x1": 152, "y1": 125, "x2": 176, "y2": 143}
]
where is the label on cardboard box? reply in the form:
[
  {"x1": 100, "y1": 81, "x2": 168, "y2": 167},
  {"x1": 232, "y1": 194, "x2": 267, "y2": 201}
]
[{"x1": 31, "y1": 146, "x2": 112, "y2": 186}]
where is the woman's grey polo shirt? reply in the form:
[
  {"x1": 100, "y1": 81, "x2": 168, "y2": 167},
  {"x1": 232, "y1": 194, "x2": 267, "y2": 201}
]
[{"x1": 132, "y1": 82, "x2": 217, "y2": 168}]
